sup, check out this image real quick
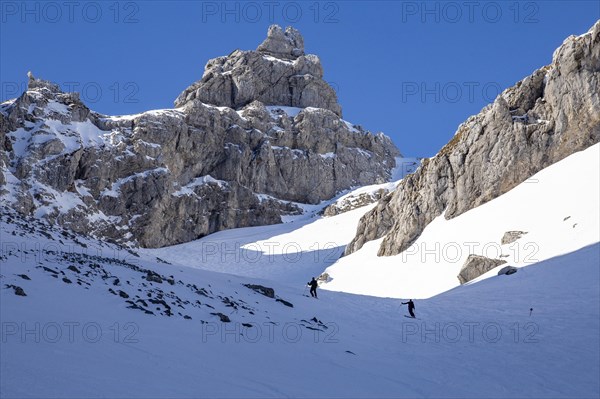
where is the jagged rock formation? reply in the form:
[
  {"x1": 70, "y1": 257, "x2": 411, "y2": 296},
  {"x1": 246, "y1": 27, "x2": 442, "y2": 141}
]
[
  {"x1": 0, "y1": 26, "x2": 400, "y2": 248},
  {"x1": 175, "y1": 25, "x2": 341, "y2": 116},
  {"x1": 501, "y1": 231, "x2": 528, "y2": 245},
  {"x1": 457, "y1": 255, "x2": 507, "y2": 284},
  {"x1": 322, "y1": 188, "x2": 389, "y2": 217},
  {"x1": 346, "y1": 20, "x2": 600, "y2": 257}
]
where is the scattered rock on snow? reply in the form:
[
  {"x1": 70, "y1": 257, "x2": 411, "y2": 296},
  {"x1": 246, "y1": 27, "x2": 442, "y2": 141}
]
[
  {"x1": 276, "y1": 298, "x2": 294, "y2": 308},
  {"x1": 243, "y1": 284, "x2": 275, "y2": 298},
  {"x1": 6, "y1": 285, "x2": 27, "y2": 296},
  {"x1": 497, "y1": 266, "x2": 518, "y2": 276},
  {"x1": 457, "y1": 255, "x2": 507, "y2": 284},
  {"x1": 211, "y1": 312, "x2": 231, "y2": 323},
  {"x1": 67, "y1": 265, "x2": 80, "y2": 273},
  {"x1": 501, "y1": 231, "x2": 528, "y2": 245},
  {"x1": 146, "y1": 272, "x2": 163, "y2": 284}
]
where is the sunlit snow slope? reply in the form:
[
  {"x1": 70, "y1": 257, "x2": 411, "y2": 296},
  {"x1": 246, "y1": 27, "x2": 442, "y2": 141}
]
[{"x1": 323, "y1": 143, "x2": 600, "y2": 298}]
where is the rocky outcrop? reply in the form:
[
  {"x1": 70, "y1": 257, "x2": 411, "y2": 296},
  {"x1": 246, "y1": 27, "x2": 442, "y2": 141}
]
[
  {"x1": 175, "y1": 25, "x2": 341, "y2": 116},
  {"x1": 1, "y1": 26, "x2": 400, "y2": 248},
  {"x1": 323, "y1": 188, "x2": 388, "y2": 217},
  {"x1": 501, "y1": 231, "x2": 528, "y2": 245},
  {"x1": 243, "y1": 284, "x2": 275, "y2": 298},
  {"x1": 457, "y1": 255, "x2": 506, "y2": 284},
  {"x1": 346, "y1": 21, "x2": 600, "y2": 257}
]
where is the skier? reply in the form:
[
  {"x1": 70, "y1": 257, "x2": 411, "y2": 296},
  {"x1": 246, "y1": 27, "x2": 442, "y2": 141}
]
[
  {"x1": 402, "y1": 299, "x2": 416, "y2": 318},
  {"x1": 307, "y1": 277, "x2": 318, "y2": 298}
]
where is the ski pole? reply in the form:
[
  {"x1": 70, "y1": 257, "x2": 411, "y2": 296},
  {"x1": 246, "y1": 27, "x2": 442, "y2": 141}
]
[{"x1": 302, "y1": 285, "x2": 308, "y2": 296}]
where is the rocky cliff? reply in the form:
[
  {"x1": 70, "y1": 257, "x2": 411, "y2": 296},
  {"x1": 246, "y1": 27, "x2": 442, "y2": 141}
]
[
  {"x1": 346, "y1": 20, "x2": 600, "y2": 257},
  {"x1": 0, "y1": 25, "x2": 400, "y2": 248}
]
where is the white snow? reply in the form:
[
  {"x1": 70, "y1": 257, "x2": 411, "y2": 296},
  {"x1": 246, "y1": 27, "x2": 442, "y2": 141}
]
[
  {"x1": 1, "y1": 194, "x2": 598, "y2": 398},
  {"x1": 266, "y1": 105, "x2": 303, "y2": 118},
  {"x1": 45, "y1": 100, "x2": 69, "y2": 115},
  {"x1": 319, "y1": 152, "x2": 336, "y2": 159},
  {"x1": 172, "y1": 175, "x2": 228, "y2": 197},
  {"x1": 262, "y1": 55, "x2": 295, "y2": 65},
  {"x1": 342, "y1": 119, "x2": 360, "y2": 133},
  {"x1": 102, "y1": 167, "x2": 169, "y2": 198}
]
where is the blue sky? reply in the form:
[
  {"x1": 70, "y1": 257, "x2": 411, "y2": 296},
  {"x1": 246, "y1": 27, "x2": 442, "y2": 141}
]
[{"x1": 1, "y1": 1, "x2": 598, "y2": 157}]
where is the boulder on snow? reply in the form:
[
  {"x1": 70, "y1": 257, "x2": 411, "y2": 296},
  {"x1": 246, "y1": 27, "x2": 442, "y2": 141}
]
[
  {"x1": 457, "y1": 255, "x2": 507, "y2": 284},
  {"x1": 497, "y1": 266, "x2": 518, "y2": 276},
  {"x1": 211, "y1": 312, "x2": 231, "y2": 323},
  {"x1": 6, "y1": 284, "x2": 27, "y2": 296},
  {"x1": 243, "y1": 284, "x2": 275, "y2": 298},
  {"x1": 501, "y1": 231, "x2": 528, "y2": 245},
  {"x1": 67, "y1": 265, "x2": 80, "y2": 273},
  {"x1": 146, "y1": 271, "x2": 163, "y2": 284},
  {"x1": 276, "y1": 298, "x2": 294, "y2": 308}
]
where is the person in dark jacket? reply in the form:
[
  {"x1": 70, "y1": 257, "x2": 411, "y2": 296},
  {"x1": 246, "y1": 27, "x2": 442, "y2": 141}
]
[
  {"x1": 402, "y1": 299, "x2": 416, "y2": 318},
  {"x1": 308, "y1": 277, "x2": 318, "y2": 298}
]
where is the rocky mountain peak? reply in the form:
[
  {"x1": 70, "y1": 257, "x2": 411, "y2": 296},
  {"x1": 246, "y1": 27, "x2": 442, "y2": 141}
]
[
  {"x1": 1, "y1": 26, "x2": 401, "y2": 249},
  {"x1": 174, "y1": 25, "x2": 341, "y2": 116},
  {"x1": 26, "y1": 71, "x2": 61, "y2": 93},
  {"x1": 256, "y1": 25, "x2": 305, "y2": 59}
]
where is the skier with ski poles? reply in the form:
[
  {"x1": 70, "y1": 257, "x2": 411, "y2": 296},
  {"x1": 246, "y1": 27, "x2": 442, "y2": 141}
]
[
  {"x1": 307, "y1": 277, "x2": 318, "y2": 298},
  {"x1": 402, "y1": 299, "x2": 416, "y2": 318}
]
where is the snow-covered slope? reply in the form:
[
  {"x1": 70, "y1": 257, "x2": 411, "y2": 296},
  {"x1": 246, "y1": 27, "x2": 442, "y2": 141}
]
[
  {"x1": 2, "y1": 207, "x2": 598, "y2": 397},
  {"x1": 323, "y1": 143, "x2": 600, "y2": 298},
  {"x1": 1, "y1": 128, "x2": 598, "y2": 399}
]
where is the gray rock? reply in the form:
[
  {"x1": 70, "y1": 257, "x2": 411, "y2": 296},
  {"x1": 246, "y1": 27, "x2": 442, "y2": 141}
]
[
  {"x1": 146, "y1": 272, "x2": 163, "y2": 284},
  {"x1": 457, "y1": 255, "x2": 507, "y2": 284},
  {"x1": 244, "y1": 284, "x2": 275, "y2": 298},
  {"x1": 257, "y1": 25, "x2": 305, "y2": 59},
  {"x1": 497, "y1": 266, "x2": 518, "y2": 276},
  {"x1": 276, "y1": 298, "x2": 294, "y2": 307},
  {"x1": 323, "y1": 188, "x2": 388, "y2": 216},
  {"x1": 211, "y1": 312, "x2": 231, "y2": 323},
  {"x1": 6, "y1": 284, "x2": 27, "y2": 296},
  {"x1": 347, "y1": 21, "x2": 600, "y2": 257},
  {"x1": 175, "y1": 25, "x2": 342, "y2": 116},
  {"x1": 501, "y1": 231, "x2": 528, "y2": 245}
]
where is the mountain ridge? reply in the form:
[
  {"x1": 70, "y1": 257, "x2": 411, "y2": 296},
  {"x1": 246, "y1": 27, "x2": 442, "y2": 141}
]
[
  {"x1": 346, "y1": 20, "x2": 600, "y2": 257},
  {"x1": 0, "y1": 25, "x2": 400, "y2": 248}
]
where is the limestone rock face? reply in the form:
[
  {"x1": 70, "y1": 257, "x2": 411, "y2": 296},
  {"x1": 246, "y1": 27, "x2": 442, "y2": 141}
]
[
  {"x1": 175, "y1": 25, "x2": 341, "y2": 116},
  {"x1": 346, "y1": 21, "x2": 600, "y2": 257},
  {"x1": 0, "y1": 27, "x2": 400, "y2": 248},
  {"x1": 501, "y1": 231, "x2": 528, "y2": 245},
  {"x1": 257, "y1": 25, "x2": 305, "y2": 59}
]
